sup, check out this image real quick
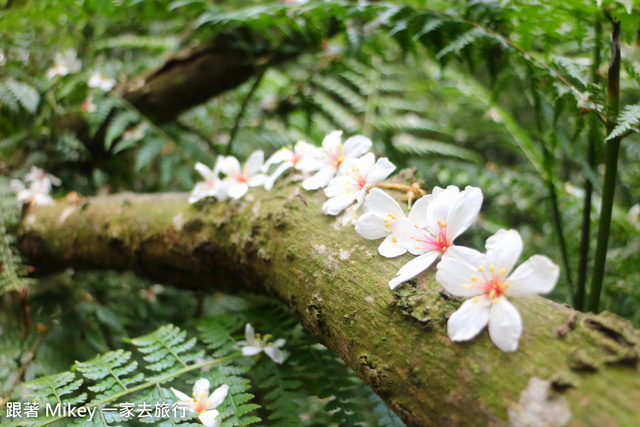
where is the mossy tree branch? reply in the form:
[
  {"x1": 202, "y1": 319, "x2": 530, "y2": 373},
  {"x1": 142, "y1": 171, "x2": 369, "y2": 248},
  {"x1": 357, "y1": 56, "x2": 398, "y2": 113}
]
[{"x1": 16, "y1": 173, "x2": 640, "y2": 426}]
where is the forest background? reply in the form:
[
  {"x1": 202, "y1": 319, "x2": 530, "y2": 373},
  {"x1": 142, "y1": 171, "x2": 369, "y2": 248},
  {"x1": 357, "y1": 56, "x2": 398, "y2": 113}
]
[{"x1": 1, "y1": 0, "x2": 639, "y2": 426}]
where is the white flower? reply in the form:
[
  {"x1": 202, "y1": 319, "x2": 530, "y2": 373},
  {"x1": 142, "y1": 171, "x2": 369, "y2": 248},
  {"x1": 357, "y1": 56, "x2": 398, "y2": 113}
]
[
  {"x1": 302, "y1": 130, "x2": 372, "y2": 191},
  {"x1": 189, "y1": 158, "x2": 229, "y2": 204},
  {"x1": 262, "y1": 141, "x2": 321, "y2": 190},
  {"x1": 355, "y1": 188, "x2": 429, "y2": 258},
  {"x1": 237, "y1": 323, "x2": 286, "y2": 364},
  {"x1": 24, "y1": 166, "x2": 61, "y2": 192},
  {"x1": 88, "y1": 72, "x2": 116, "y2": 92},
  {"x1": 436, "y1": 229, "x2": 559, "y2": 352},
  {"x1": 46, "y1": 49, "x2": 81, "y2": 80},
  {"x1": 219, "y1": 151, "x2": 268, "y2": 200},
  {"x1": 389, "y1": 185, "x2": 483, "y2": 289},
  {"x1": 170, "y1": 379, "x2": 228, "y2": 427},
  {"x1": 322, "y1": 153, "x2": 396, "y2": 215},
  {"x1": 10, "y1": 180, "x2": 54, "y2": 206},
  {"x1": 10, "y1": 167, "x2": 61, "y2": 206}
]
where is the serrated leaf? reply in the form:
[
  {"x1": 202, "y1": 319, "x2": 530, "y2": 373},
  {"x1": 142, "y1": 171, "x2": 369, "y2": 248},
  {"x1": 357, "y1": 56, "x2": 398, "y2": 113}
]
[{"x1": 5, "y1": 79, "x2": 40, "y2": 113}]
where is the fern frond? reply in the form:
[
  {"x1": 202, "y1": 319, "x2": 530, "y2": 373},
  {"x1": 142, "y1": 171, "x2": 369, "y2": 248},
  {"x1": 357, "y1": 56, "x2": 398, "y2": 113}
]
[
  {"x1": 130, "y1": 324, "x2": 204, "y2": 379},
  {"x1": 3, "y1": 79, "x2": 40, "y2": 113},
  {"x1": 606, "y1": 104, "x2": 640, "y2": 141},
  {"x1": 94, "y1": 35, "x2": 178, "y2": 51},
  {"x1": 74, "y1": 350, "x2": 144, "y2": 402},
  {"x1": 436, "y1": 27, "x2": 486, "y2": 60},
  {"x1": 26, "y1": 371, "x2": 87, "y2": 407},
  {"x1": 104, "y1": 110, "x2": 139, "y2": 151}
]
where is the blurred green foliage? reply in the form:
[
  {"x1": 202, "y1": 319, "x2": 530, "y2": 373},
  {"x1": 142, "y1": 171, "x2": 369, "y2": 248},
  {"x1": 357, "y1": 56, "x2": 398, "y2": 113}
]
[{"x1": 1, "y1": 0, "x2": 640, "y2": 423}]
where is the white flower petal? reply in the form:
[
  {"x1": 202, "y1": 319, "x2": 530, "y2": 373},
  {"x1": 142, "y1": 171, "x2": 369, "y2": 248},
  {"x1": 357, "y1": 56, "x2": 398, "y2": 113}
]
[
  {"x1": 244, "y1": 323, "x2": 255, "y2": 342},
  {"x1": 206, "y1": 384, "x2": 229, "y2": 410},
  {"x1": 241, "y1": 346, "x2": 263, "y2": 356},
  {"x1": 195, "y1": 162, "x2": 213, "y2": 180},
  {"x1": 366, "y1": 157, "x2": 396, "y2": 183},
  {"x1": 248, "y1": 173, "x2": 267, "y2": 187},
  {"x1": 355, "y1": 213, "x2": 388, "y2": 240},
  {"x1": 302, "y1": 167, "x2": 336, "y2": 190},
  {"x1": 389, "y1": 251, "x2": 440, "y2": 289},
  {"x1": 435, "y1": 246, "x2": 486, "y2": 297},
  {"x1": 272, "y1": 338, "x2": 286, "y2": 348},
  {"x1": 219, "y1": 156, "x2": 242, "y2": 176},
  {"x1": 193, "y1": 378, "x2": 210, "y2": 397},
  {"x1": 505, "y1": 255, "x2": 559, "y2": 297},
  {"x1": 342, "y1": 134, "x2": 372, "y2": 159},
  {"x1": 445, "y1": 186, "x2": 483, "y2": 242},
  {"x1": 407, "y1": 194, "x2": 431, "y2": 228},
  {"x1": 244, "y1": 150, "x2": 265, "y2": 176},
  {"x1": 324, "y1": 176, "x2": 349, "y2": 198},
  {"x1": 378, "y1": 235, "x2": 407, "y2": 258},
  {"x1": 321, "y1": 130, "x2": 343, "y2": 151},
  {"x1": 485, "y1": 229, "x2": 523, "y2": 275},
  {"x1": 425, "y1": 185, "x2": 461, "y2": 234},
  {"x1": 365, "y1": 188, "x2": 405, "y2": 219},
  {"x1": 488, "y1": 297, "x2": 522, "y2": 352},
  {"x1": 227, "y1": 182, "x2": 249, "y2": 200},
  {"x1": 447, "y1": 297, "x2": 492, "y2": 342},
  {"x1": 170, "y1": 387, "x2": 192, "y2": 403},
  {"x1": 264, "y1": 346, "x2": 285, "y2": 364},
  {"x1": 263, "y1": 149, "x2": 291, "y2": 172},
  {"x1": 198, "y1": 410, "x2": 221, "y2": 427},
  {"x1": 322, "y1": 193, "x2": 356, "y2": 215},
  {"x1": 264, "y1": 162, "x2": 292, "y2": 190},
  {"x1": 394, "y1": 218, "x2": 427, "y2": 256}
]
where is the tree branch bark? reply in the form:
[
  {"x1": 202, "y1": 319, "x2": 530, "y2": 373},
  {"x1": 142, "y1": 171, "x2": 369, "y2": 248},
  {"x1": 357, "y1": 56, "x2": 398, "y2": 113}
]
[{"x1": 17, "y1": 174, "x2": 640, "y2": 426}]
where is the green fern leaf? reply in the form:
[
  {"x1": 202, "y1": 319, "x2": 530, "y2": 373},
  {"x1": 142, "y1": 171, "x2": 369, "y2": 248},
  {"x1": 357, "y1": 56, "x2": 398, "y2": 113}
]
[
  {"x1": 4, "y1": 79, "x2": 40, "y2": 113},
  {"x1": 606, "y1": 104, "x2": 640, "y2": 141},
  {"x1": 436, "y1": 27, "x2": 486, "y2": 60},
  {"x1": 104, "y1": 110, "x2": 139, "y2": 151}
]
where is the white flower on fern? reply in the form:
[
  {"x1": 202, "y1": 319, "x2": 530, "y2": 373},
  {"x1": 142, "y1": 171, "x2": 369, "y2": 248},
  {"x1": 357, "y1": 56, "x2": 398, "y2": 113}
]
[
  {"x1": 237, "y1": 323, "x2": 286, "y2": 364},
  {"x1": 189, "y1": 158, "x2": 228, "y2": 204},
  {"x1": 389, "y1": 185, "x2": 483, "y2": 289},
  {"x1": 355, "y1": 188, "x2": 429, "y2": 257},
  {"x1": 322, "y1": 153, "x2": 396, "y2": 215},
  {"x1": 262, "y1": 141, "x2": 321, "y2": 190},
  {"x1": 302, "y1": 130, "x2": 372, "y2": 191},
  {"x1": 219, "y1": 151, "x2": 268, "y2": 200},
  {"x1": 170, "y1": 379, "x2": 228, "y2": 427},
  {"x1": 436, "y1": 229, "x2": 559, "y2": 352}
]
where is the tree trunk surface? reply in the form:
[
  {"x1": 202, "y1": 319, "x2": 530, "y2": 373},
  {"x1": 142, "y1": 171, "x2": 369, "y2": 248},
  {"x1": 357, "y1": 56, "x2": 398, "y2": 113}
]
[{"x1": 16, "y1": 174, "x2": 640, "y2": 426}]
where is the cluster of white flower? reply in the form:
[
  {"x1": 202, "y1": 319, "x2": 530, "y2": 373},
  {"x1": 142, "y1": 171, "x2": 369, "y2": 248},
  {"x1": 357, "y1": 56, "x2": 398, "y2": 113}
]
[
  {"x1": 191, "y1": 129, "x2": 560, "y2": 352},
  {"x1": 45, "y1": 49, "x2": 116, "y2": 92},
  {"x1": 10, "y1": 166, "x2": 61, "y2": 206},
  {"x1": 169, "y1": 323, "x2": 286, "y2": 427}
]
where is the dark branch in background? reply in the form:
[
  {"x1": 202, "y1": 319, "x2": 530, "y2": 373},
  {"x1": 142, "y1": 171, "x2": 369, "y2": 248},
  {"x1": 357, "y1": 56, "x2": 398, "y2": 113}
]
[{"x1": 56, "y1": 23, "x2": 338, "y2": 164}]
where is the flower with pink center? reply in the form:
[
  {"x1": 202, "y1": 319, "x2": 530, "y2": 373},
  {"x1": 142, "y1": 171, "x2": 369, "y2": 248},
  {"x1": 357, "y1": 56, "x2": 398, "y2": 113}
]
[
  {"x1": 189, "y1": 158, "x2": 228, "y2": 203},
  {"x1": 10, "y1": 166, "x2": 61, "y2": 206},
  {"x1": 262, "y1": 141, "x2": 321, "y2": 190},
  {"x1": 355, "y1": 188, "x2": 430, "y2": 258},
  {"x1": 302, "y1": 130, "x2": 372, "y2": 191},
  {"x1": 170, "y1": 379, "x2": 228, "y2": 427},
  {"x1": 322, "y1": 153, "x2": 396, "y2": 215},
  {"x1": 436, "y1": 229, "x2": 559, "y2": 352},
  {"x1": 218, "y1": 151, "x2": 268, "y2": 200},
  {"x1": 389, "y1": 185, "x2": 482, "y2": 289}
]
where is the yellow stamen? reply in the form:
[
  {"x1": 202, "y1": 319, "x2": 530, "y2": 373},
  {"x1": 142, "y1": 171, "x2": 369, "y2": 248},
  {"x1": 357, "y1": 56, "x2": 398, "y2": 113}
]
[
  {"x1": 462, "y1": 283, "x2": 471, "y2": 289},
  {"x1": 473, "y1": 296, "x2": 479, "y2": 303},
  {"x1": 478, "y1": 266, "x2": 484, "y2": 272},
  {"x1": 499, "y1": 268, "x2": 506, "y2": 275},
  {"x1": 470, "y1": 275, "x2": 477, "y2": 282},
  {"x1": 489, "y1": 265, "x2": 495, "y2": 273},
  {"x1": 391, "y1": 237, "x2": 397, "y2": 243}
]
